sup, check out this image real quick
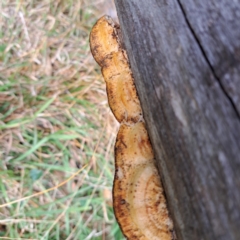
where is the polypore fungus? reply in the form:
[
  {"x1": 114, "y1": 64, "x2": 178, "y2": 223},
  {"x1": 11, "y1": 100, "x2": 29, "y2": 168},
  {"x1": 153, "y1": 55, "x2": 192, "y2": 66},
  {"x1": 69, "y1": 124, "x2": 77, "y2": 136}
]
[
  {"x1": 114, "y1": 122, "x2": 174, "y2": 239},
  {"x1": 90, "y1": 15, "x2": 176, "y2": 240},
  {"x1": 90, "y1": 15, "x2": 119, "y2": 66},
  {"x1": 90, "y1": 16, "x2": 142, "y2": 123},
  {"x1": 102, "y1": 51, "x2": 142, "y2": 123}
]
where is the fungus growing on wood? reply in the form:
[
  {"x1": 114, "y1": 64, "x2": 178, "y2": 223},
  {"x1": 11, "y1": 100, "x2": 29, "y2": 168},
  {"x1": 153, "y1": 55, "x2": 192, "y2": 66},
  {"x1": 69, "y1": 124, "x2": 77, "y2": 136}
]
[
  {"x1": 89, "y1": 15, "x2": 119, "y2": 66},
  {"x1": 114, "y1": 122, "x2": 174, "y2": 240},
  {"x1": 90, "y1": 15, "x2": 175, "y2": 240},
  {"x1": 90, "y1": 16, "x2": 142, "y2": 123},
  {"x1": 102, "y1": 51, "x2": 142, "y2": 123}
]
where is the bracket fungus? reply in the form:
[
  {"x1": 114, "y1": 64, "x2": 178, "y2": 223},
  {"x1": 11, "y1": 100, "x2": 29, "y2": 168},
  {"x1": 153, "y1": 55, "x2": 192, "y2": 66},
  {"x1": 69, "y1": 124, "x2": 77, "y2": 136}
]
[{"x1": 90, "y1": 15, "x2": 176, "y2": 240}]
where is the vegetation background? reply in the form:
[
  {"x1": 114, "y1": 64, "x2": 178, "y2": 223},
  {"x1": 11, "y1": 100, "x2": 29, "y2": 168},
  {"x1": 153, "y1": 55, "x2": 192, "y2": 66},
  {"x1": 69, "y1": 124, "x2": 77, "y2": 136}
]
[{"x1": 0, "y1": 0, "x2": 124, "y2": 239}]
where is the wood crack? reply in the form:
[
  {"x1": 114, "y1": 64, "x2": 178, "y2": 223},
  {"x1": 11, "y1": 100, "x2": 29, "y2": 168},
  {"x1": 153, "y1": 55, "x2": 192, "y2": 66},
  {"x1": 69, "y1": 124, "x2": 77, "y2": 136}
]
[{"x1": 176, "y1": 0, "x2": 240, "y2": 120}]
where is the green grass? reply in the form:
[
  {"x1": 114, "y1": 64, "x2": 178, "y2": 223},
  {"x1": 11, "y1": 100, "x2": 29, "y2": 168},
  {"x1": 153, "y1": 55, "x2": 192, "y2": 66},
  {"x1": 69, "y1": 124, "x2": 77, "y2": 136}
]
[{"x1": 0, "y1": 0, "x2": 124, "y2": 239}]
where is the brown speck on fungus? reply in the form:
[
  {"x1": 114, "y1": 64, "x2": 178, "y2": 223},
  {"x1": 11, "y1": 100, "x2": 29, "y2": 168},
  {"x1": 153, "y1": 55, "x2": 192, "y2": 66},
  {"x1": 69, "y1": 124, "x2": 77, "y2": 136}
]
[{"x1": 90, "y1": 15, "x2": 176, "y2": 240}]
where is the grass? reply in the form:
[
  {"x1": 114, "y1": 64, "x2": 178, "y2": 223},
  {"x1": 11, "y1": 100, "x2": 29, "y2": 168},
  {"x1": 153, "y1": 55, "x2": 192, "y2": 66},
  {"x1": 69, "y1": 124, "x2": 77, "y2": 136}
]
[{"x1": 0, "y1": 0, "x2": 124, "y2": 239}]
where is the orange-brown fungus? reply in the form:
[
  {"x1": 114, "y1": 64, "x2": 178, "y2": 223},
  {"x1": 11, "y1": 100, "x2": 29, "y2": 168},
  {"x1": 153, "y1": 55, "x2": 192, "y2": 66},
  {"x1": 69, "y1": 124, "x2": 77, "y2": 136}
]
[
  {"x1": 90, "y1": 15, "x2": 175, "y2": 240},
  {"x1": 90, "y1": 16, "x2": 142, "y2": 123},
  {"x1": 114, "y1": 123, "x2": 174, "y2": 240},
  {"x1": 103, "y1": 51, "x2": 142, "y2": 123},
  {"x1": 89, "y1": 15, "x2": 119, "y2": 66}
]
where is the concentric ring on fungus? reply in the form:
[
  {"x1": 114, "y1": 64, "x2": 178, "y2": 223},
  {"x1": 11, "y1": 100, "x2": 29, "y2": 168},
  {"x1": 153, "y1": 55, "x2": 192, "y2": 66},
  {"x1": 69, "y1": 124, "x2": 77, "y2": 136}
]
[{"x1": 90, "y1": 15, "x2": 176, "y2": 240}]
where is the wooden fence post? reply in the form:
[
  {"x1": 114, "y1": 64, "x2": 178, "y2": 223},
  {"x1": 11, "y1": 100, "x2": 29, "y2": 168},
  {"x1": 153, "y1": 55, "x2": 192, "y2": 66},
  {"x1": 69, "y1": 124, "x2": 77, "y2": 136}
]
[{"x1": 114, "y1": 0, "x2": 240, "y2": 239}]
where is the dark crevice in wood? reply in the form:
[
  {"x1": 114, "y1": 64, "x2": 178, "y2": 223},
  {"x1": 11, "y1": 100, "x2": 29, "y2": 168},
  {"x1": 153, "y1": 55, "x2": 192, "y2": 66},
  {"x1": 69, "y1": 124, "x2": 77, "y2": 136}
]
[{"x1": 176, "y1": 0, "x2": 240, "y2": 120}]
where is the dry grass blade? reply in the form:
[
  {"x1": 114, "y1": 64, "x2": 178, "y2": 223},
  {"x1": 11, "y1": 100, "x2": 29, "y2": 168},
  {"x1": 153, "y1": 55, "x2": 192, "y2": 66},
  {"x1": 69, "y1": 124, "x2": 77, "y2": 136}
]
[{"x1": 0, "y1": 165, "x2": 88, "y2": 208}]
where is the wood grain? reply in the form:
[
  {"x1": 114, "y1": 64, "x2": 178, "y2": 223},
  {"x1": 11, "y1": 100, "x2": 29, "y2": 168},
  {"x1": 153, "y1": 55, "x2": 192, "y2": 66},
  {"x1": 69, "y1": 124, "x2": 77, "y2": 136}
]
[{"x1": 114, "y1": 0, "x2": 240, "y2": 239}]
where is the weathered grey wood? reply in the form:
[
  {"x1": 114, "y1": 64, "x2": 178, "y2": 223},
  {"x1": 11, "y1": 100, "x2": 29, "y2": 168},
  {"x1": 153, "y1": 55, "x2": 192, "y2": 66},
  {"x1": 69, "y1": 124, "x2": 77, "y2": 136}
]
[
  {"x1": 114, "y1": 0, "x2": 240, "y2": 239},
  {"x1": 178, "y1": 0, "x2": 240, "y2": 116}
]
